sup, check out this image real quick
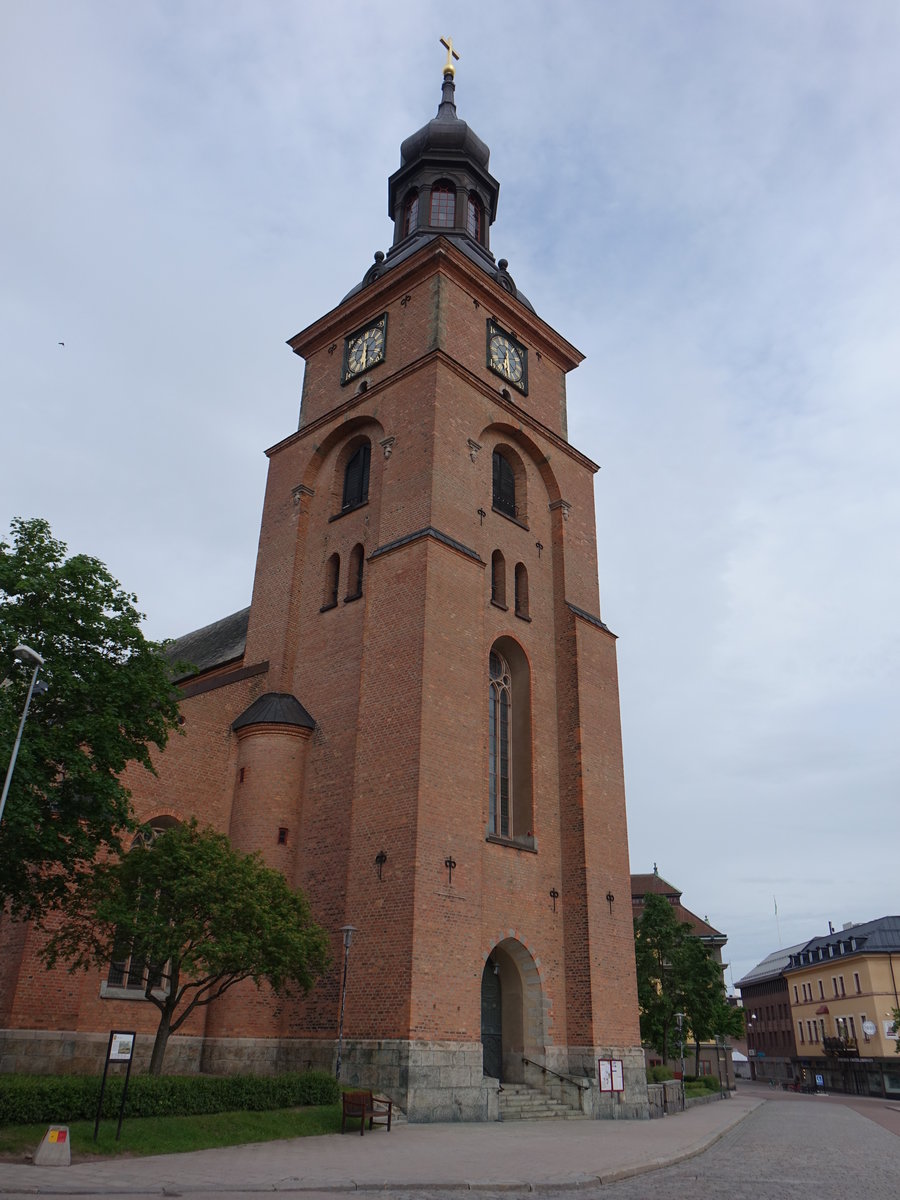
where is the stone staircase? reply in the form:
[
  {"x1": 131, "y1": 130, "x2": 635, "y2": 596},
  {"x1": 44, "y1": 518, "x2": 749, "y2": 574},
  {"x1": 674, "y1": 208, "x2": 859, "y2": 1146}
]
[{"x1": 498, "y1": 1082, "x2": 588, "y2": 1120}]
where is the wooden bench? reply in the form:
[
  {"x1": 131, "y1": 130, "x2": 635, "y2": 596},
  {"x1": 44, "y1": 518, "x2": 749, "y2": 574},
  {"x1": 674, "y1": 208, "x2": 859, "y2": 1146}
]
[{"x1": 340, "y1": 1089, "x2": 393, "y2": 1135}]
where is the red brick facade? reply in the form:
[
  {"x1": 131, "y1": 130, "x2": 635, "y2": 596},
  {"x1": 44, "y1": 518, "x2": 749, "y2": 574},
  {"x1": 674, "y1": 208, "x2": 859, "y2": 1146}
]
[{"x1": 1, "y1": 80, "x2": 647, "y2": 1119}]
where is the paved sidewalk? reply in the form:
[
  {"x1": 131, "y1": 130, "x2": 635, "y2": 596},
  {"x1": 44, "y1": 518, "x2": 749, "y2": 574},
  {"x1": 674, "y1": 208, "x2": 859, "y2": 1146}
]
[{"x1": 0, "y1": 1093, "x2": 763, "y2": 1196}]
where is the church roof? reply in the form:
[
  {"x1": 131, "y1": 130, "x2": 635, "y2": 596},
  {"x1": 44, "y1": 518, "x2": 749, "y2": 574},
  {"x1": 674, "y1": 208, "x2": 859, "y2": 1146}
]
[{"x1": 166, "y1": 606, "x2": 250, "y2": 681}]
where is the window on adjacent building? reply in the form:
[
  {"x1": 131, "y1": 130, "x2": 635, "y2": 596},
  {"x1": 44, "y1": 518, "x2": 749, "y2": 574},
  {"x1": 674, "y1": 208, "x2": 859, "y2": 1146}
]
[
  {"x1": 839, "y1": 975, "x2": 845, "y2": 996},
  {"x1": 818, "y1": 979, "x2": 824, "y2": 999},
  {"x1": 430, "y1": 181, "x2": 456, "y2": 227},
  {"x1": 793, "y1": 984, "x2": 799, "y2": 1003},
  {"x1": 854, "y1": 972, "x2": 861, "y2": 994},
  {"x1": 798, "y1": 1022, "x2": 805, "y2": 1044}
]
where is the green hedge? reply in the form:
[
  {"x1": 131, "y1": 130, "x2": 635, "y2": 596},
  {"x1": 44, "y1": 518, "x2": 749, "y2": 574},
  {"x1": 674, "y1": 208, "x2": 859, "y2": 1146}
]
[
  {"x1": 646, "y1": 1065, "x2": 674, "y2": 1083},
  {"x1": 0, "y1": 1070, "x2": 340, "y2": 1126}
]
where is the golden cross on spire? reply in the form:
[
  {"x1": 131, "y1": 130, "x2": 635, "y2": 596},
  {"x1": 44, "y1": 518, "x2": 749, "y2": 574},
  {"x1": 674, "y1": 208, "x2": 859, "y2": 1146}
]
[{"x1": 440, "y1": 35, "x2": 460, "y2": 77}]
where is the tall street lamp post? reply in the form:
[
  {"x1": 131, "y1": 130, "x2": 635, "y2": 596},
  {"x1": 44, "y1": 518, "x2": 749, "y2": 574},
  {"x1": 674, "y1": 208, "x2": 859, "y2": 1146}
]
[
  {"x1": 675, "y1": 1011, "x2": 686, "y2": 1111},
  {"x1": 335, "y1": 924, "x2": 357, "y2": 1081},
  {"x1": 0, "y1": 645, "x2": 45, "y2": 825}
]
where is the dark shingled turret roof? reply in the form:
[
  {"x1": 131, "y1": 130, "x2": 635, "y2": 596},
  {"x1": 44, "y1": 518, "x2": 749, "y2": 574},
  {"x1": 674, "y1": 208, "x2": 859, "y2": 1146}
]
[{"x1": 232, "y1": 693, "x2": 315, "y2": 732}]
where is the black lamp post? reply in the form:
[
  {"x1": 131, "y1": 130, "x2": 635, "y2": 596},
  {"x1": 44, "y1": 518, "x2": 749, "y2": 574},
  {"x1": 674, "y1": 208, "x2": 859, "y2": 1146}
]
[{"x1": 335, "y1": 924, "x2": 357, "y2": 1080}]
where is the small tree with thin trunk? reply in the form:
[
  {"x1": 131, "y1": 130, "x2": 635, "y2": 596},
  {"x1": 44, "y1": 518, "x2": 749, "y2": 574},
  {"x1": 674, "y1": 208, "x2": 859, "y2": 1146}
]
[{"x1": 44, "y1": 820, "x2": 331, "y2": 1074}]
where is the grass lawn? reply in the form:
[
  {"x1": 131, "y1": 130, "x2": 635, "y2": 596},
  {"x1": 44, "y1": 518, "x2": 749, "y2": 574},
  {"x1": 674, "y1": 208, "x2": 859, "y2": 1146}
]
[{"x1": 0, "y1": 1103, "x2": 343, "y2": 1162}]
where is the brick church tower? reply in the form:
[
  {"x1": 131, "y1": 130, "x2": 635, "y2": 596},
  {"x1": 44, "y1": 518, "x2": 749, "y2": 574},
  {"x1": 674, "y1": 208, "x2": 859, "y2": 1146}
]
[{"x1": 0, "y1": 53, "x2": 648, "y2": 1120}]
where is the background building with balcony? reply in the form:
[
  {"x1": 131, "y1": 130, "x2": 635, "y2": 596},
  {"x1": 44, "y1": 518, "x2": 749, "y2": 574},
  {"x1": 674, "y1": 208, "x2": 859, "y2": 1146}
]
[{"x1": 739, "y1": 915, "x2": 900, "y2": 1098}]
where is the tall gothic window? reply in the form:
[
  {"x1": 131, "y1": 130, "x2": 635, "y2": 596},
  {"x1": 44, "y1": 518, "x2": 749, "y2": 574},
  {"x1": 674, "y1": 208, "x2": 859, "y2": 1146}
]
[
  {"x1": 342, "y1": 442, "x2": 371, "y2": 511},
  {"x1": 107, "y1": 818, "x2": 178, "y2": 992},
  {"x1": 430, "y1": 182, "x2": 456, "y2": 227},
  {"x1": 489, "y1": 651, "x2": 512, "y2": 839},
  {"x1": 403, "y1": 191, "x2": 419, "y2": 237}
]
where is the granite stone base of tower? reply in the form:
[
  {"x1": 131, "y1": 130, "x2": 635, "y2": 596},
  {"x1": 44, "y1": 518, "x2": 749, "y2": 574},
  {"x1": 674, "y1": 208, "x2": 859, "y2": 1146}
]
[{"x1": 0, "y1": 1028, "x2": 650, "y2": 1122}]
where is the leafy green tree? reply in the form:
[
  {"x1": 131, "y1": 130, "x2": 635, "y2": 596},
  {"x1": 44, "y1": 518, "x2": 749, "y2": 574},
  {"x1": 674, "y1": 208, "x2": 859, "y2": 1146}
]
[
  {"x1": 634, "y1": 892, "x2": 739, "y2": 1065},
  {"x1": 44, "y1": 820, "x2": 331, "y2": 1074},
  {"x1": 0, "y1": 518, "x2": 182, "y2": 918},
  {"x1": 892, "y1": 1007, "x2": 900, "y2": 1054}
]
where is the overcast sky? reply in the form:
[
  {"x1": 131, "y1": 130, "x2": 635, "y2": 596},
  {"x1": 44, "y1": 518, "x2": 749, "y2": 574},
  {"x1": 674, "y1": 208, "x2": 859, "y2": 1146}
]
[{"x1": 3, "y1": 2, "x2": 898, "y2": 991}]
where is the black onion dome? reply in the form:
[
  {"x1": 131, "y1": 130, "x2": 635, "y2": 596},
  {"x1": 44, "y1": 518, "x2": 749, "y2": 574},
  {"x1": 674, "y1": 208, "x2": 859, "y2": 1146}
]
[
  {"x1": 398, "y1": 75, "x2": 491, "y2": 171},
  {"x1": 341, "y1": 71, "x2": 534, "y2": 314}
]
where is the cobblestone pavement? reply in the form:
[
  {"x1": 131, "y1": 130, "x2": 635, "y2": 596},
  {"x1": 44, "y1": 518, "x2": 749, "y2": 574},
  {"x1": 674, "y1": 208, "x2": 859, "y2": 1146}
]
[
  {"x1": 375, "y1": 1098, "x2": 900, "y2": 1200},
  {"x1": 0, "y1": 1088, "x2": 897, "y2": 1199}
]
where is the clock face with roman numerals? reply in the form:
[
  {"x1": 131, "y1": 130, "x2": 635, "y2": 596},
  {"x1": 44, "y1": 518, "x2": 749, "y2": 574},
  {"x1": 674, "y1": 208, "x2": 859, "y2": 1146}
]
[
  {"x1": 486, "y1": 320, "x2": 527, "y2": 394},
  {"x1": 342, "y1": 316, "x2": 387, "y2": 384}
]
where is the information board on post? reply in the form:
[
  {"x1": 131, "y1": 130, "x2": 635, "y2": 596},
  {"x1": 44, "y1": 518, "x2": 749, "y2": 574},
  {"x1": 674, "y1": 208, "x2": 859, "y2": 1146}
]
[
  {"x1": 94, "y1": 1030, "x2": 137, "y2": 1143},
  {"x1": 598, "y1": 1057, "x2": 624, "y2": 1093}
]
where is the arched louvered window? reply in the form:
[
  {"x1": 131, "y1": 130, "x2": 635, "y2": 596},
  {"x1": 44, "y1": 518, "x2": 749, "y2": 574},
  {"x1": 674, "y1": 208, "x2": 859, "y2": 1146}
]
[
  {"x1": 491, "y1": 550, "x2": 506, "y2": 607},
  {"x1": 346, "y1": 543, "x2": 364, "y2": 601},
  {"x1": 514, "y1": 563, "x2": 529, "y2": 618},
  {"x1": 430, "y1": 182, "x2": 456, "y2": 228},
  {"x1": 403, "y1": 192, "x2": 419, "y2": 237},
  {"x1": 489, "y1": 651, "x2": 512, "y2": 839},
  {"x1": 467, "y1": 194, "x2": 482, "y2": 241},
  {"x1": 322, "y1": 553, "x2": 340, "y2": 610},
  {"x1": 492, "y1": 451, "x2": 516, "y2": 518},
  {"x1": 342, "y1": 442, "x2": 371, "y2": 511}
]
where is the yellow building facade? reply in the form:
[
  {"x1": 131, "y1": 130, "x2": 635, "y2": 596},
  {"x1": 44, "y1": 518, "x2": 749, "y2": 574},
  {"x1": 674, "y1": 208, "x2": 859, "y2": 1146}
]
[{"x1": 784, "y1": 918, "x2": 900, "y2": 1098}]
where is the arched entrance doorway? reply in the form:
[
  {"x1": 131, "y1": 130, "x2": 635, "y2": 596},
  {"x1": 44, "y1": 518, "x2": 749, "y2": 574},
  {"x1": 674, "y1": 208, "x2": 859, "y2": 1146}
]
[{"x1": 480, "y1": 939, "x2": 545, "y2": 1083}]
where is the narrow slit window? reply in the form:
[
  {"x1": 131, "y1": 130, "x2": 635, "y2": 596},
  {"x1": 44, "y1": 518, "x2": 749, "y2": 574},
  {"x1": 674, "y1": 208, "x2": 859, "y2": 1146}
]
[
  {"x1": 514, "y1": 563, "x2": 528, "y2": 618},
  {"x1": 491, "y1": 550, "x2": 506, "y2": 607},
  {"x1": 346, "y1": 543, "x2": 364, "y2": 601},
  {"x1": 322, "y1": 553, "x2": 340, "y2": 610}
]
